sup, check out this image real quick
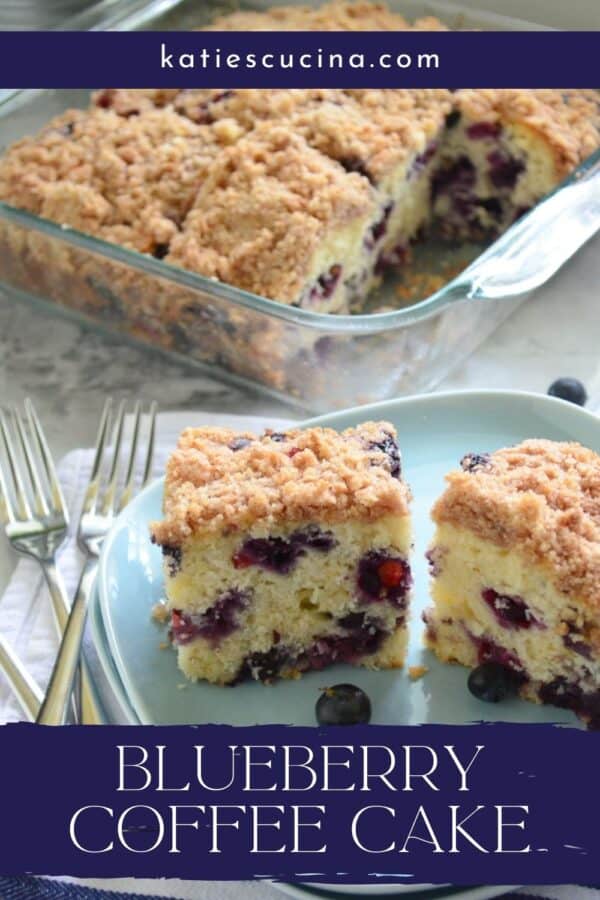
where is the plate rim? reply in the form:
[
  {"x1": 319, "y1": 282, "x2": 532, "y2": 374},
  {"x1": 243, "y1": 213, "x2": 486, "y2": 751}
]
[{"x1": 89, "y1": 581, "x2": 140, "y2": 725}]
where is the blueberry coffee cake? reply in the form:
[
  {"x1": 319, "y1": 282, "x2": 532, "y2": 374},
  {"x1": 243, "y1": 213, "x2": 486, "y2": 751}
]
[
  {"x1": 0, "y1": 1, "x2": 596, "y2": 312},
  {"x1": 424, "y1": 440, "x2": 600, "y2": 726},
  {"x1": 0, "y1": 2, "x2": 598, "y2": 404},
  {"x1": 150, "y1": 422, "x2": 412, "y2": 685}
]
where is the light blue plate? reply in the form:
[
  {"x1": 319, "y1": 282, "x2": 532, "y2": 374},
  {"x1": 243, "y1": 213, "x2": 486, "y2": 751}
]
[
  {"x1": 89, "y1": 582, "x2": 139, "y2": 724},
  {"x1": 98, "y1": 390, "x2": 600, "y2": 728}
]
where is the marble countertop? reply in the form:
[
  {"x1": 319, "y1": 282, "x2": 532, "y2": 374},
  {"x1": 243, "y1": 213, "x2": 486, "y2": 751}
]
[{"x1": 1, "y1": 232, "x2": 599, "y2": 592}]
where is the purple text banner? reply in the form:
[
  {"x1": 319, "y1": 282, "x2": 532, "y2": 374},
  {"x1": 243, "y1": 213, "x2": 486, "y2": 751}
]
[
  {"x1": 0, "y1": 722, "x2": 599, "y2": 884},
  {"x1": 0, "y1": 32, "x2": 598, "y2": 88}
]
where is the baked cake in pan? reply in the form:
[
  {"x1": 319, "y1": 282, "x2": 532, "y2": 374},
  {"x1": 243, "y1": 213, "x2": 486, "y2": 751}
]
[
  {"x1": 0, "y1": 1, "x2": 598, "y2": 311},
  {"x1": 150, "y1": 422, "x2": 412, "y2": 685},
  {"x1": 424, "y1": 440, "x2": 600, "y2": 726}
]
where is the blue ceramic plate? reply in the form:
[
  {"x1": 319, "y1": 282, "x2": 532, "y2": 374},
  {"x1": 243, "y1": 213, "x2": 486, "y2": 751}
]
[
  {"x1": 98, "y1": 389, "x2": 600, "y2": 730},
  {"x1": 89, "y1": 582, "x2": 139, "y2": 724}
]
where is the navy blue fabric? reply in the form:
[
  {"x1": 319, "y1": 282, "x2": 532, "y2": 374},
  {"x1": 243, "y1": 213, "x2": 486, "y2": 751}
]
[{"x1": 0, "y1": 877, "x2": 179, "y2": 900}]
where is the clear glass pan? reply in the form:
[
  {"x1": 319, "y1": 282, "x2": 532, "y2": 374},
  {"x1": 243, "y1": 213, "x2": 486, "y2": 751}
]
[{"x1": 0, "y1": 0, "x2": 599, "y2": 412}]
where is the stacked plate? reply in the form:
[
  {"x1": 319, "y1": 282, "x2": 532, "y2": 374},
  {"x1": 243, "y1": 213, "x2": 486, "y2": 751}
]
[{"x1": 91, "y1": 390, "x2": 600, "y2": 899}]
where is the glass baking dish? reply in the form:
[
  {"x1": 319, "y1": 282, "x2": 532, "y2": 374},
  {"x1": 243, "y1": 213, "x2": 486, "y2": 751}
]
[{"x1": 0, "y1": 0, "x2": 599, "y2": 412}]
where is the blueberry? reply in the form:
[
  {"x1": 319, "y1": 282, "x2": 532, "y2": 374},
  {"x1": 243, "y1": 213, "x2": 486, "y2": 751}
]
[
  {"x1": 229, "y1": 437, "x2": 252, "y2": 451},
  {"x1": 468, "y1": 662, "x2": 522, "y2": 703},
  {"x1": 547, "y1": 377, "x2": 587, "y2": 407},
  {"x1": 445, "y1": 109, "x2": 461, "y2": 129},
  {"x1": 316, "y1": 683, "x2": 372, "y2": 725}
]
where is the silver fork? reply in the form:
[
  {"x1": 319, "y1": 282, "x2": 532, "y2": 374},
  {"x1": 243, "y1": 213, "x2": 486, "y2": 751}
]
[
  {"x1": 37, "y1": 398, "x2": 157, "y2": 725},
  {"x1": 0, "y1": 400, "x2": 101, "y2": 723}
]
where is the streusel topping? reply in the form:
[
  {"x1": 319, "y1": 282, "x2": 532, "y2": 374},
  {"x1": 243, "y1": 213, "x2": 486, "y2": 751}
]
[
  {"x1": 433, "y1": 439, "x2": 600, "y2": 607},
  {"x1": 206, "y1": 1, "x2": 439, "y2": 31},
  {"x1": 151, "y1": 421, "x2": 411, "y2": 544},
  {"x1": 0, "y1": 107, "x2": 243, "y2": 254},
  {"x1": 166, "y1": 123, "x2": 376, "y2": 302},
  {"x1": 169, "y1": 89, "x2": 451, "y2": 181}
]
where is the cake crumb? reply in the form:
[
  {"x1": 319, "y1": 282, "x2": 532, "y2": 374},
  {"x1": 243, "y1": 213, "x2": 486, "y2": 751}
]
[
  {"x1": 408, "y1": 665, "x2": 429, "y2": 681},
  {"x1": 151, "y1": 602, "x2": 169, "y2": 624},
  {"x1": 158, "y1": 641, "x2": 170, "y2": 650}
]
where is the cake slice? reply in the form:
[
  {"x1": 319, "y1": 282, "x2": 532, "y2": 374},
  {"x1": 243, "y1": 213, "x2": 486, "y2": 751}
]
[
  {"x1": 150, "y1": 422, "x2": 412, "y2": 685},
  {"x1": 166, "y1": 123, "x2": 387, "y2": 311},
  {"x1": 424, "y1": 439, "x2": 600, "y2": 726}
]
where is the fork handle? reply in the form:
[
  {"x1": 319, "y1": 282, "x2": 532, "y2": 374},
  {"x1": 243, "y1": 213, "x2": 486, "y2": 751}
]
[
  {"x1": 37, "y1": 558, "x2": 97, "y2": 726},
  {"x1": 0, "y1": 635, "x2": 43, "y2": 721},
  {"x1": 44, "y1": 561, "x2": 104, "y2": 725}
]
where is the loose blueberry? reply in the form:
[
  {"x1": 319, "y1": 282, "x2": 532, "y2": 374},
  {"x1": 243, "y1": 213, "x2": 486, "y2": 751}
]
[
  {"x1": 468, "y1": 662, "x2": 522, "y2": 703},
  {"x1": 547, "y1": 377, "x2": 587, "y2": 406},
  {"x1": 316, "y1": 683, "x2": 372, "y2": 725}
]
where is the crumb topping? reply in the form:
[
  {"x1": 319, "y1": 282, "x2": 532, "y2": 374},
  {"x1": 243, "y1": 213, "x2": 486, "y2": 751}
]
[
  {"x1": 433, "y1": 439, "x2": 600, "y2": 607},
  {"x1": 0, "y1": 107, "x2": 242, "y2": 254},
  {"x1": 166, "y1": 123, "x2": 376, "y2": 302},
  {"x1": 206, "y1": 1, "x2": 422, "y2": 31},
  {"x1": 150, "y1": 421, "x2": 411, "y2": 544}
]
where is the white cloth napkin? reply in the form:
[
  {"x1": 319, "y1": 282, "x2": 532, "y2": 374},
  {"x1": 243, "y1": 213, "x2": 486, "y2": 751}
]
[{"x1": 0, "y1": 410, "x2": 597, "y2": 900}]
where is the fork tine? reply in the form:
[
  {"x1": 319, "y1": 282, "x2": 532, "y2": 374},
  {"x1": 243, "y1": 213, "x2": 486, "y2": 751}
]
[
  {"x1": 0, "y1": 442, "x2": 16, "y2": 524},
  {"x1": 25, "y1": 399, "x2": 69, "y2": 522},
  {"x1": 0, "y1": 410, "x2": 32, "y2": 521},
  {"x1": 13, "y1": 406, "x2": 50, "y2": 519},
  {"x1": 117, "y1": 401, "x2": 141, "y2": 513},
  {"x1": 81, "y1": 398, "x2": 113, "y2": 516},
  {"x1": 141, "y1": 402, "x2": 157, "y2": 489},
  {"x1": 100, "y1": 399, "x2": 127, "y2": 516}
]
